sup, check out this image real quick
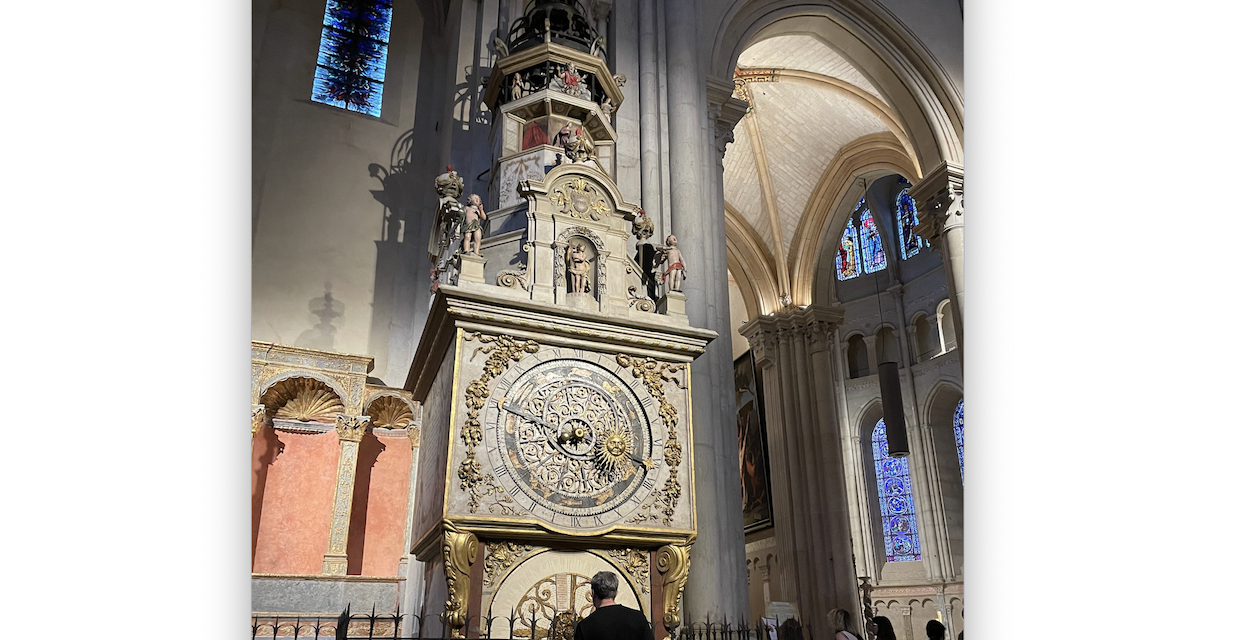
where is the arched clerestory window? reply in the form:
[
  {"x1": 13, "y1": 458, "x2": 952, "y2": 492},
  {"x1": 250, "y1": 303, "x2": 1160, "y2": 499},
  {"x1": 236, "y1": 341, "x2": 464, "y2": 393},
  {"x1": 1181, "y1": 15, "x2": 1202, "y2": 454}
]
[
  {"x1": 859, "y1": 207, "x2": 887, "y2": 274},
  {"x1": 896, "y1": 188, "x2": 925, "y2": 260},
  {"x1": 312, "y1": 0, "x2": 394, "y2": 117},
  {"x1": 953, "y1": 399, "x2": 964, "y2": 482},
  {"x1": 836, "y1": 218, "x2": 860, "y2": 280},
  {"x1": 873, "y1": 419, "x2": 921, "y2": 562}
]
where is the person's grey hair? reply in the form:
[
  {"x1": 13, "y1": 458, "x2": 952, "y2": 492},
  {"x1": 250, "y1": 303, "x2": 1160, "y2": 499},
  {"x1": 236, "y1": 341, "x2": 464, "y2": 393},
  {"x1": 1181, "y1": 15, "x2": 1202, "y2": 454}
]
[{"x1": 590, "y1": 571, "x2": 619, "y2": 600}]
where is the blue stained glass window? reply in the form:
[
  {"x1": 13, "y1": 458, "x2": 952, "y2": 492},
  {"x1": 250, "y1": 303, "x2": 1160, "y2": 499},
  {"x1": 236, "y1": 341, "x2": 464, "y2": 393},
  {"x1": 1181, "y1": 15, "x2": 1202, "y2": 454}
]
[
  {"x1": 859, "y1": 208, "x2": 887, "y2": 274},
  {"x1": 873, "y1": 419, "x2": 921, "y2": 562},
  {"x1": 312, "y1": 0, "x2": 393, "y2": 117},
  {"x1": 896, "y1": 188, "x2": 925, "y2": 260},
  {"x1": 836, "y1": 219, "x2": 860, "y2": 280},
  {"x1": 953, "y1": 399, "x2": 964, "y2": 483}
]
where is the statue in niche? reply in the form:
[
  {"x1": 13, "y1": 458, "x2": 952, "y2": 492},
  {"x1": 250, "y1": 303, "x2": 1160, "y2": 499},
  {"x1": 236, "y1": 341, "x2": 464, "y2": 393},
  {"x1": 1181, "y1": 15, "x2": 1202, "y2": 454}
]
[
  {"x1": 566, "y1": 242, "x2": 592, "y2": 294},
  {"x1": 655, "y1": 234, "x2": 686, "y2": 293},
  {"x1": 552, "y1": 122, "x2": 573, "y2": 148},
  {"x1": 461, "y1": 194, "x2": 487, "y2": 255},
  {"x1": 599, "y1": 96, "x2": 613, "y2": 120}
]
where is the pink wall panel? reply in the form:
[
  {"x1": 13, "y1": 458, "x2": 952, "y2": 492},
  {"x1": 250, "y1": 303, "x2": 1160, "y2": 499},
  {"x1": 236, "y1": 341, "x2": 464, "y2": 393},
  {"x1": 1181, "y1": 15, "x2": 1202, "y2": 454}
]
[
  {"x1": 360, "y1": 435, "x2": 412, "y2": 576},
  {"x1": 252, "y1": 430, "x2": 340, "y2": 574}
]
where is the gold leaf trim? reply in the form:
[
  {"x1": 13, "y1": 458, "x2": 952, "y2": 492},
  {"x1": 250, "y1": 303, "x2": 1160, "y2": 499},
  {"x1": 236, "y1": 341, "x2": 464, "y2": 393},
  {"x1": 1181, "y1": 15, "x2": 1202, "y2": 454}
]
[
  {"x1": 615, "y1": 354, "x2": 687, "y2": 526},
  {"x1": 368, "y1": 395, "x2": 414, "y2": 429},
  {"x1": 483, "y1": 541, "x2": 534, "y2": 586},
  {"x1": 459, "y1": 333, "x2": 540, "y2": 515}
]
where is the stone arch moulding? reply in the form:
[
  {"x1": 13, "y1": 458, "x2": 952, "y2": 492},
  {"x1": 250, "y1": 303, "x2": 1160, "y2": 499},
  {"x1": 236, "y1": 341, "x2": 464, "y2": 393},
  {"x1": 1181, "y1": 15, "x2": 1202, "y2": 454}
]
[
  {"x1": 709, "y1": 1, "x2": 964, "y2": 170},
  {"x1": 540, "y1": 163, "x2": 640, "y2": 219},
  {"x1": 793, "y1": 133, "x2": 917, "y2": 307},
  {"x1": 725, "y1": 202, "x2": 782, "y2": 315},
  {"x1": 920, "y1": 379, "x2": 963, "y2": 429}
]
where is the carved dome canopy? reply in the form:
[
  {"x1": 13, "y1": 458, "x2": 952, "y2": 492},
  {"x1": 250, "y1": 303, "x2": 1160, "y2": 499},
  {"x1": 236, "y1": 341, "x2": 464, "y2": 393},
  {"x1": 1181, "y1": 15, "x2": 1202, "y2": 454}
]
[{"x1": 367, "y1": 395, "x2": 414, "y2": 429}]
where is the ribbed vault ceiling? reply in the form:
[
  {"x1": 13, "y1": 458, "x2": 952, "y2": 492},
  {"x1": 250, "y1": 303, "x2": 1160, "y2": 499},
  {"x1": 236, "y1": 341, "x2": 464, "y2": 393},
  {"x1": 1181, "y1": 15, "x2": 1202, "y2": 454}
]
[{"x1": 724, "y1": 34, "x2": 904, "y2": 306}]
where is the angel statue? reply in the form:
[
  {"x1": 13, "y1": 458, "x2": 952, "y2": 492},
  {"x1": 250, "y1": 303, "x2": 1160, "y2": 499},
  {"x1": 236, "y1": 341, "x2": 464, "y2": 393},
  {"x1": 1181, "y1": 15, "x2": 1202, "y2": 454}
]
[{"x1": 655, "y1": 234, "x2": 686, "y2": 293}]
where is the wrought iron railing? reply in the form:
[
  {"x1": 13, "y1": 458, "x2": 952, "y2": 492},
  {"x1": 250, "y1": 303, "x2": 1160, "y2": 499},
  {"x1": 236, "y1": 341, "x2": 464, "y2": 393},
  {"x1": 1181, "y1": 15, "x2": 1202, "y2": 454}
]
[{"x1": 251, "y1": 606, "x2": 813, "y2": 640}]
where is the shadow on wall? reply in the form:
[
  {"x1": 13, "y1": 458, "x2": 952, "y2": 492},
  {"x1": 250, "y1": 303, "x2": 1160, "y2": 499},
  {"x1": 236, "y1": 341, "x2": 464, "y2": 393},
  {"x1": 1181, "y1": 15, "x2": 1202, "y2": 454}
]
[
  {"x1": 295, "y1": 283, "x2": 345, "y2": 351},
  {"x1": 367, "y1": 129, "x2": 427, "y2": 386}
]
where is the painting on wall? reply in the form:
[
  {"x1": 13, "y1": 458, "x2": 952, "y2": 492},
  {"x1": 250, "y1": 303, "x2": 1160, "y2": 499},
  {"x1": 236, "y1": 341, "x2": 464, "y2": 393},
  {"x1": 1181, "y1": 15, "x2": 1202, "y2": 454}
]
[{"x1": 736, "y1": 350, "x2": 773, "y2": 532}]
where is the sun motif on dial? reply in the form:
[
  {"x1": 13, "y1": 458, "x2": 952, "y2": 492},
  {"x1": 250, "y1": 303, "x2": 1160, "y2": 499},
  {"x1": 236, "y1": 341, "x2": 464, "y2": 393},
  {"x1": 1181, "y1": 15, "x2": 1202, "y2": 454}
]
[{"x1": 594, "y1": 425, "x2": 634, "y2": 480}]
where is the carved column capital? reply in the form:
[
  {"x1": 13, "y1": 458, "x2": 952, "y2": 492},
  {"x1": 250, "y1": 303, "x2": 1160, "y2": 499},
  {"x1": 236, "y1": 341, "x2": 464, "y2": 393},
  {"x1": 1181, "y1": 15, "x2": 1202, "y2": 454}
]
[
  {"x1": 705, "y1": 76, "x2": 747, "y2": 161},
  {"x1": 252, "y1": 404, "x2": 267, "y2": 437},
  {"x1": 335, "y1": 414, "x2": 371, "y2": 442},
  {"x1": 910, "y1": 162, "x2": 964, "y2": 243},
  {"x1": 740, "y1": 305, "x2": 845, "y2": 365},
  {"x1": 407, "y1": 426, "x2": 421, "y2": 449}
]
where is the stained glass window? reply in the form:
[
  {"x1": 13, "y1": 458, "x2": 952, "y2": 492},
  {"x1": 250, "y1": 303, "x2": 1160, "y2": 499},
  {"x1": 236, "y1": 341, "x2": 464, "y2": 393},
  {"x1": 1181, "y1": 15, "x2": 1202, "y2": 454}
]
[
  {"x1": 896, "y1": 188, "x2": 925, "y2": 260},
  {"x1": 873, "y1": 419, "x2": 921, "y2": 562},
  {"x1": 859, "y1": 208, "x2": 887, "y2": 274},
  {"x1": 835, "y1": 219, "x2": 860, "y2": 280},
  {"x1": 312, "y1": 0, "x2": 393, "y2": 117},
  {"x1": 953, "y1": 399, "x2": 964, "y2": 482}
]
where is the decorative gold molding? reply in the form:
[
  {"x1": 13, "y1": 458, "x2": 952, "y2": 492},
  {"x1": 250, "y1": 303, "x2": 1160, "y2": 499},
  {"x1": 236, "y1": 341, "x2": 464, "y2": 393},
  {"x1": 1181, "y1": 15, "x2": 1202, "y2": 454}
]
[
  {"x1": 443, "y1": 522, "x2": 480, "y2": 638},
  {"x1": 551, "y1": 177, "x2": 610, "y2": 221},
  {"x1": 615, "y1": 354, "x2": 686, "y2": 526},
  {"x1": 408, "y1": 427, "x2": 421, "y2": 449},
  {"x1": 335, "y1": 414, "x2": 371, "y2": 442},
  {"x1": 459, "y1": 333, "x2": 540, "y2": 514},
  {"x1": 262, "y1": 376, "x2": 346, "y2": 422},
  {"x1": 608, "y1": 548, "x2": 651, "y2": 594},
  {"x1": 656, "y1": 543, "x2": 691, "y2": 634},
  {"x1": 483, "y1": 541, "x2": 535, "y2": 586}
]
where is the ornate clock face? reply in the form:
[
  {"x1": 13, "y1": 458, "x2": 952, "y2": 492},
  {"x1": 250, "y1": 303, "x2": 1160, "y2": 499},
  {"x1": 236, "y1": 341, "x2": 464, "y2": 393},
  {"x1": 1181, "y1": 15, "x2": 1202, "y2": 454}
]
[{"x1": 482, "y1": 353, "x2": 664, "y2": 529}]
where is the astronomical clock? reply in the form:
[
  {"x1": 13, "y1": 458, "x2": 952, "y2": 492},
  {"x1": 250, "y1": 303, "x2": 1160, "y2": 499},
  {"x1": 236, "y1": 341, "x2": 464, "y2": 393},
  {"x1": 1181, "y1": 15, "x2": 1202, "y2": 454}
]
[{"x1": 402, "y1": 5, "x2": 712, "y2": 639}]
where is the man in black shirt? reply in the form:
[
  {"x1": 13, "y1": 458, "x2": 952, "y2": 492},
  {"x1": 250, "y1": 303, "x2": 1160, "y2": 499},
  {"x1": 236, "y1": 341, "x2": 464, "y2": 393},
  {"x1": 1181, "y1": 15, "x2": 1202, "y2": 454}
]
[{"x1": 573, "y1": 571, "x2": 656, "y2": 640}]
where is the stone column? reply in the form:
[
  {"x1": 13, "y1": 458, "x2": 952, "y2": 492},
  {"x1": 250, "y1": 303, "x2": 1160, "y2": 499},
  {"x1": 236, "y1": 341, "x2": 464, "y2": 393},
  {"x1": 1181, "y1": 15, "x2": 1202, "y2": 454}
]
[
  {"x1": 322, "y1": 414, "x2": 371, "y2": 575},
  {"x1": 862, "y1": 335, "x2": 879, "y2": 375},
  {"x1": 638, "y1": 0, "x2": 664, "y2": 235},
  {"x1": 663, "y1": 0, "x2": 747, "y2": 622},
  {"x1": 741, "y1": 306, "x2": 859, "y2": 632},
  {"x1": 911, "y1": 162, "x2": 964, "y2": 358},
  {"x1": 900, "y1": 605, "x2": 914, "y2": 640}
]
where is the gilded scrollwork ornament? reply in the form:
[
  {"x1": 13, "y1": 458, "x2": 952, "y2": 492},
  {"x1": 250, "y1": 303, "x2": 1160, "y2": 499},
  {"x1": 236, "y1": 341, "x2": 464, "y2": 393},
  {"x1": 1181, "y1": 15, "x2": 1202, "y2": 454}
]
[
  {"x1": 551, "y1": 177, "x2": 610, "y2": 221},
  {"x1": 459, "y1": 333, "x2": 540, "y2": 514},
  {"x1": 607, "y1": 548, "x2": 651, "y2": 594},
  {"x1": 656, "y1": 543, "x2": 692, "y2": 634},
  {"x1": 615, "y1": 354, "x2": 687, "y2": 526},
  {"x1": 483, "y1": 541, "x2": 535, "y2": 586},
  {"x1": 442, "y1": 522, "x2": 480, "y2": 638}
]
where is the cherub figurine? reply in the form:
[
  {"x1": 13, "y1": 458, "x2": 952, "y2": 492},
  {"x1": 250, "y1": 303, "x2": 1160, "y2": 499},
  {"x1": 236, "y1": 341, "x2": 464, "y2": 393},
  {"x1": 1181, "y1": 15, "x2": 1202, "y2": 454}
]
[
  {"x1": 567, "y1": 243, "x2": 591, "y2": 293},
  {"x1": 599, "y1": 96, "x2": 613, "y2": 119},
  {"x1": 461, "y1": 194, "x2": 486, "y2": 255},
  {"x1": 510, "y1": 71, "x2": 525, "y2": 100},
  {"x1": 656, "y1": 234, "x2": 686, "y2": 293}
]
